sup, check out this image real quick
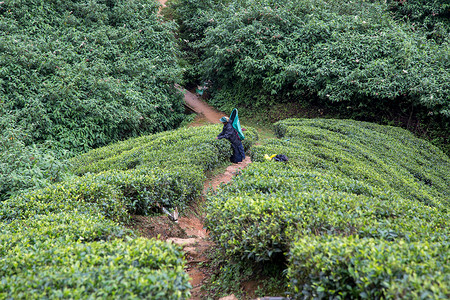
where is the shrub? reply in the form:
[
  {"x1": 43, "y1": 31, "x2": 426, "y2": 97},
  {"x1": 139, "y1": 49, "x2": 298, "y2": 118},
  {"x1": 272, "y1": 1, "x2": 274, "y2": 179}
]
[
  {"x1": 2, "y1": 125, "x2": 258, "y2": 224},
  {"x1": 198, "y1": 0, "x2": 449, "y2": 114},
  {"x1": 288, "y1": 236, "x2": 450, "y2": 299},
  {"x1": 270, "y1": 118, "x2": 450, "y2": 204},
  {"x1": 0, "y1": 123, "x2": 258, "y2": 299},
  {"x1": 0, "y1": 174, "x2": 129, "y2": 223},
  {"x1": 0, "y1": 122, "x2": 69, "y2": 201},
  {"x1": 388, "y1": 0, "x2": 450, "y2": 42},
  {"x1": 206, "y1": 118, "x2": 450, "y2": 296},
  {"x1": 172, "y1": 0, "x2": 450, "y2": 153},
  {"x1": 0, "y1": 237, "x2": 191, "y2": 299},
  {"x1": 0, "y1": 0, "x2": 185, "y2": 152},
  {"x1": 71, "y1": 124, "x2": 258, "y2": 173},
  {"x1": 66, "y1": 125, "x2": 257, "y2": 214},
  {"x1": 0, "y1": 211, "x2": 131, "y2": 255}
]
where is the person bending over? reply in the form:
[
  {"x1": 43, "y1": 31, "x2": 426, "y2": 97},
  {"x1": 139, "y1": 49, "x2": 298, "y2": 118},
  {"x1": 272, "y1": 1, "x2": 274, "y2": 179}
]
[{"x1": 216, "y1": 116, "x2": 245, "y2": 163}]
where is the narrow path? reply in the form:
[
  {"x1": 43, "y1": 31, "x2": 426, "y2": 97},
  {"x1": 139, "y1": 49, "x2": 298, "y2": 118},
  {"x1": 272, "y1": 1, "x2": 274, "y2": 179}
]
[
  {"x1": 169, "y1": 156, "x2": 251, "y2": 299},
  {"x1": 156, "y1": 4, "x2": 252, "y2": 298},
  {"x1": 174, "y1": 86, "x2": 252, "y2": 298},
  {"x1": 177, "y1": 85, "x2": 226, "y2": 125},
  {"x1": 175, "y1": 88, "x2": 252, "y2": 299}
]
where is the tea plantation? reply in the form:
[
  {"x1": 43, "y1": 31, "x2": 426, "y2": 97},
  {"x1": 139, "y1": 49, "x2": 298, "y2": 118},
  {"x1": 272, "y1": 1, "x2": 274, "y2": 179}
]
[
  {"x1": 0, "y1": 125, "x2": 258, "y2": 298},
  {"x1": 206, "y1": 118, "x2": 450, "y2": 298}
]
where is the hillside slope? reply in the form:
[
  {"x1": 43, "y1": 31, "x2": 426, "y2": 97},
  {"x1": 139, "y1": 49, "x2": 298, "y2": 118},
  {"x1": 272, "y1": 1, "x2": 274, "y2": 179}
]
[{"x1": 207, "y1": 118, "x2": 450, "y2": 298}]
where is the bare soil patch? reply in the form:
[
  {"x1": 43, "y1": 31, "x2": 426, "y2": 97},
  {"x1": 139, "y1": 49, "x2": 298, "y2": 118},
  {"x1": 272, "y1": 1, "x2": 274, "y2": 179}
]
[
  {"x1": 130, "y1": 156, "x2": 251, "y2": 299},
  {"x1": 181, "y1": 87, "x2": 226, "y2": 125},
  {"x1": 128, "y1": 84, "x2": 252, "y2": 298}
]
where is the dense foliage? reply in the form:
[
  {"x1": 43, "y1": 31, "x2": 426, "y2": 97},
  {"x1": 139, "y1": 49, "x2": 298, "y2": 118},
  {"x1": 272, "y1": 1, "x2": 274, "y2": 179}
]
[
  {"x1": 206, "y1": 118, "x2": 450, "y2": 298},
  {"x1": 0, "y1": 189, "x2": 191, "y2": 298},
  {"x1": 1, "y1": 125, "x2": 257, "y2": 298},
  {"x1": 0, "y1": 116, "x2": 69, "y2": 201},
  {"x1": 0, "y1": 0, "x2": 185, "y2": 153},
  {"x1": 388, "y1": 0, "x2": 450, "y2": 42},
  {"x1": 171, "y1": 0, "x2": 449, "y2": 152}
]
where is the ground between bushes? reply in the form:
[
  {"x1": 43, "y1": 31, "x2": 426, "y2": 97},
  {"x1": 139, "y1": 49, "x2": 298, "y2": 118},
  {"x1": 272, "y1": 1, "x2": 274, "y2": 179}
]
[{"x1": 129, "y1": 87, "x2": 255, "y2": 299}]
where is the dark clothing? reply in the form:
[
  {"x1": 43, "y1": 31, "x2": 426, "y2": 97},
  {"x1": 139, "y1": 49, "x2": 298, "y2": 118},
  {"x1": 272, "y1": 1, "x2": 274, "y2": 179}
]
[
  {"x1": 273, "y1": 154, "x2": 288, "y2": 162},
  {"x1": 217, "y1": 122, "x2": 245, "y2": 163}
]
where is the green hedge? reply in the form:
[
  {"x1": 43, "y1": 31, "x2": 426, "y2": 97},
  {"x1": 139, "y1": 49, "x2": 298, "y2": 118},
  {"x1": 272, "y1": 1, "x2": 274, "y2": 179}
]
[
  {"x1": 0, "y1": 212, "x2": 130, "y2": 253},
  {"x1": 270, "y1": 118, "x2": 450, "y2": 205},
  {"x1": 69, "y1": 124, "x2": 258, "y2": 213},
  {"x1": 0, "y1": 125, "x2": 258, "y2": 298},
  {"x1": 0, "y1": 194, "x2": 191, "y2": 298},
  {"x1": 2, "y1": 124, "x2": 258, "y2": 224},
  {"x1": 71, "y1": 124, "x2": 258, "y2": 174},
  {"x1": 0, "y1": 173, "x2": 129, "y2": 223},
  {"x1": 175, "y1": 0, "x2": 450, "y2": 116},
  {"x1": 0, "y1": 120, "x2": 69, "y2": 201},
  {"x1": 205, "y1": 118, "x2": 450, "y2": 297},
  {"x1": 172, "y1": 0, "x2": 450, "y2": 153},
  {"x1": 0, "y1": 237, "x2": 191, "y2": 299},
  {"x1": 288, "y1": 236, "x2": 449, "y2": 299}
]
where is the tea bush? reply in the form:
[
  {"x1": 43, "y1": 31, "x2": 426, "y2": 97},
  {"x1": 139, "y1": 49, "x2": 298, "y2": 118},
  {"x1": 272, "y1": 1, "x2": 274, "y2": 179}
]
[
  {"x1": 0, "y1": 187, "x2": 192, "y2": 298},
  {"x1": 0, "y1": 0, "x2": 185, "y2": 152},
  {"x1": 206, "y1": 118, "x2": 450, "y2": 297},
  {"x1": 1, "y1": 173, "x2": 129, "y2": 223},
  {"x1": 71, "y1": 124, "x2": 257, "y2": 173},
  {"x1": 0, "y1": 124, "x2": 258, "y2": 298},
  {"x1": 199, "y1": 0, "x2": 449, "y2": 114},
  {"x1": 0, "y1": 237, "x2": 191, "y2": 299},
  {"x1": 0, "y1": 211, "x2": 131, "y2": 254},
  {"x1": 271, "y1": 118, "x2": 450, "y2": 204},
  {"x1": 3, "y1": 125, "x2": 258, "y2": 222},
  {"x1": 69, "y1": 124, "x2": 258, "y2": 212},
  {"x1": 288, "y1": 236, "x2": 449, "y2": 299}
]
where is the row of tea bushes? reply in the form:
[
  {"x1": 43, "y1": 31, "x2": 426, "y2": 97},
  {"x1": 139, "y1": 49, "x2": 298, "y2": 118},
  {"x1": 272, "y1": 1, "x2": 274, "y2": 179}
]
[
  {"x1": 206, "y1": 118, "x2": 449, "y2": 297},
  {"x1": 71, "y1": 124, "x2": 257, "y2": 174},
  {"x1": 0, "y1": 208, "x2": 191, "y2": 298},
  {"x1": 271, "y1": 118, "x2": 450, "y2": 206},
  {"x1": 0, "y1": 124, "x2": 257, "y2": 298},
  {"x1": 288, "y1": 236, "x2": 449, "y2": 299},
  {"x1": 0, "y1": 236, "x2": 191, "y2": 299},
  {"x1": 70, "y1": 124, "x2": 258, "y2": 211}
]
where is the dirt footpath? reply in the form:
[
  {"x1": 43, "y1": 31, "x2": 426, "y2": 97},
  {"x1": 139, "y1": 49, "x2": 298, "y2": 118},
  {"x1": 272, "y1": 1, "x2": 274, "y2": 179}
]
[
  {"x1": 178, "y1": 86, "x2": 226, "y2": 125},
  {"x1": 170, "y1": 156, "x2": 251, "y2": 299},
  {"x1": 129, "y1": 85, "x2": 251, "y2": 299},
  {"x1": 150, "y1": 3, "x2": 252, "y2": 297}
]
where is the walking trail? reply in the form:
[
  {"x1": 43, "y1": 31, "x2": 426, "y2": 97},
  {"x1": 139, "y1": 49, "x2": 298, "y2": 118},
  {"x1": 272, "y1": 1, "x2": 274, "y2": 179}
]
[
  {"x1": 136, "y1": 5, "x2": 253, "y2": 298},
  {"x1": 172, "y1": 87, "x2": 252, "y2": 299},
  {"x1": 131, "y1": 86, "x2": 251, "y2": 298},
  {"x1": 130, "y1": 72, "x2": 252, "y2": 299}
]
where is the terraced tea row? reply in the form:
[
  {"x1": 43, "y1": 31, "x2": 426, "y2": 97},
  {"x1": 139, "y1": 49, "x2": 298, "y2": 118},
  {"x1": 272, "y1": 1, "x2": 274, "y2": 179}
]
[{"x1": 206, "y1": 118, "x2": 450, "y2": 298}]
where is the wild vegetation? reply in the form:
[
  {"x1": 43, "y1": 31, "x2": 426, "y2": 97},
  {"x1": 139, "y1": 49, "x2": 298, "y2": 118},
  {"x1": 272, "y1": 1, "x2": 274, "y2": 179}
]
[
  {"x1": 170, "y1": 0, "x2": 450, "y2": 154},
  {"x1": 0, "y1": 0, "x2": 189, "y2": 200},
  {"x1": 206, "y1": 118, "x2": 450, "y2": 298},
  {"x1": 0, "y1": 0, "x2": 185, "y2": 153}
]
